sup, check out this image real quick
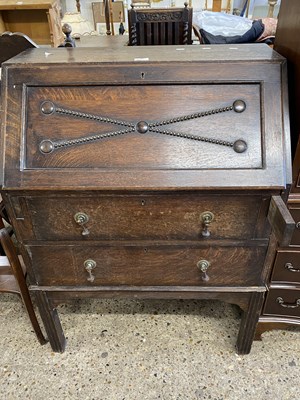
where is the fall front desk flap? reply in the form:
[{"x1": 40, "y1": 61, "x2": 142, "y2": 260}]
[{"x1": 0, "y1": 46, "x2": 291, "y2": 189}]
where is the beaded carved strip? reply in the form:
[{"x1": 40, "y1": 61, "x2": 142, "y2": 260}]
[{"x1": 38, "y1": 100, "x2": 247, "y2": 154}]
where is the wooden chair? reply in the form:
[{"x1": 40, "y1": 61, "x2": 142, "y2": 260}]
[
  {"x1": 0, "y1": 31, "x2": 38, "y2": 66},
  {"x1": 0, "y1": 31, "x2": 47, "y2": 345},
  {"x1": 128, "y1": 2, "x2": 193, "y2": 46},
  {"x1": 0, "y1": 29, "x2": 73, "y2": 61},
  {"x1": 0, "y1": 224, "x2": 47, "y2": 345}
]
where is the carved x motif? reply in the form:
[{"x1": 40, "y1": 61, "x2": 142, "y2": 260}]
[{"x1": 38, "y1": 100, "x2": 248, "y2": 154}]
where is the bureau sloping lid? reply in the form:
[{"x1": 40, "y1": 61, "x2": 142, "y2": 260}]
[{"x1": 0, "y1": 45, "x2": 291, "y2": 190}]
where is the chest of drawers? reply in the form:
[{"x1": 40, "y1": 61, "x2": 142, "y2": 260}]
[
  {"x1": 0, "y1": 45, "x2": 293, "y2": 353},
  {"x1": 256, "y1": 200, "x2": 300, "y2": 337},
  {"x1": 254, "y1": 0, "x2": 300, "y2": 339}
]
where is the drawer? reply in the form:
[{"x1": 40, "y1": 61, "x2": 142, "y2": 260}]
[
  {"x1": 289, "y1": 206, "x2": 300, "y2": 245},
  {"x1": 271, "y1": 249, "x2": 300, "y2": 284},
  {"x1": 22, "y1": 193, "x2": 267, "y2": 241},
  {"x1": 263, "y1": 287, "x2": 300, "y2": 319},
  {"x1": 27, "y1": 244, "x2": 267, "y2": 287}
]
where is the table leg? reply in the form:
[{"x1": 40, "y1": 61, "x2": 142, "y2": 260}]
[{"x1": 236, "y1": 291, "x2": 265, "y2": 354}]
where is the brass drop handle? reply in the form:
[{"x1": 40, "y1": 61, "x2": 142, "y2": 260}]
[
  {"x1": 74, "y1": 212, "x2": 90, "y2": 236},
  {"x1": 84, "y1": 259, "x2": 96, "y2": 282},
  {"x1": 197, "y1": 259, "x2": 210, "y2": 281},
  {"x1": 285, "y1": 262, "x2": 300, "y2": 273},
  {"x1": 200, "y1": 211, "x2": 215, "y2": 237},
  {"x1": 276, "y1": 297, "x2": 300, "y2": 309}
]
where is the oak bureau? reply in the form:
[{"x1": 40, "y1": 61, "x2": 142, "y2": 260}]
[{"x1": 0, "y1": 44, "x2": 293, "y2": 353}]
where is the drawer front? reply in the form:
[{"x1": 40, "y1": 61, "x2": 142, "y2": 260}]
[
  {"x1": 23, "y1": 194, "x2": 267, "y2": 241},
  {"x1": 289, "y1": 206, "x2": 300, "y2": 245},
  {"x1": 28, "y1": 244, "x2": 266, "y2": 287},
  {"x1": 263, "y1": 287, "x2": 300, "y2": 319},
  {"x1": 271, "y1": 250, "x2": 300, "y2": 284}
]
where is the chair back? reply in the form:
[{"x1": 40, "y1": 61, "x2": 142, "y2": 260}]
[
  {"x1": 128, "y1": 3, "x2": 193, "y2": 45},
  {"x1": 0, "y1": 31, "x2": 38, "y2": 66}
]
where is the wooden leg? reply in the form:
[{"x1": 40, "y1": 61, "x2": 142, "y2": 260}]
[
  {"x1": 236, "y1": 292, "x2": 265, "y2": 355},
  {"x1": 104, "y1": 0, "x2": 111, "y2": 35},
  {"x1": 34, "y1": 291, "x2": 66, "y2": 352},
  {"x1": 0, "y1": 228, "x2": 47, "y2": 345},
  {"x1": 76, "y1": 0, "x2": 81, "y2": 13},
  {"x1": 267, "y1": 0, "x2": 278, "y2": 18},
  {"x1": 212, "y1": 0, "x2": 222, "y2": 12}
]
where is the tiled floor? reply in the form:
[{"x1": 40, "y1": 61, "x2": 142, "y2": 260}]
[{"x1": 0, "y1": 294, "x2": 299, "y2": 400}]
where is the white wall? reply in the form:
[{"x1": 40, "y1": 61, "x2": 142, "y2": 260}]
[
  {"x1": 64, "y1": 0, "x2": 230, "y2": 26},
  {"x1": 233, "y1": 0, "x2": 281, "y2": 16},
  {"x1": 64, "y1": 0, "x2": 280, "y2": 33},
  {"x1": 65, "y1": 0, "x2": 95, "y2": 23}
]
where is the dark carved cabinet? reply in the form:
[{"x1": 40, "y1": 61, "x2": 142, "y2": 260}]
[
  {"x1": 0, "y1": 45, "x2": 293, "y2": 353},
  {"x1": 255, "y1": 0, "x2": 300, "y2": 337}
]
